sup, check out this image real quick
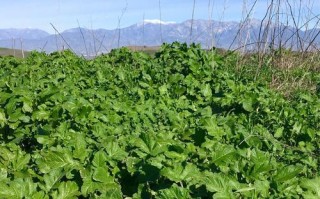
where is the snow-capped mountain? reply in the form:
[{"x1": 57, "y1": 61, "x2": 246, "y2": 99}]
[{"x1": 142, "y1": 19, "x2": 176, "y2": 25}]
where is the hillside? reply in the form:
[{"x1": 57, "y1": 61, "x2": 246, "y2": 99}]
[{"x1": 0, "y1": 47, "x2": 30, "y2": 58}]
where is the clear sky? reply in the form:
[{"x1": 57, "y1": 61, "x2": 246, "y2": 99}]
[{"x1": 0, "y1": 0, "x2": 319, "y2": 33}]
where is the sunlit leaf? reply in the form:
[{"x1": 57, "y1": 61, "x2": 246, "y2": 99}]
[
  {"x1": 92, "y1": 166, "x2": 114, "y2": 184},
  {"x1": 51, "y1": 181, "x2": 79, "y2": 199},
  {"x1": 158, "y1": 184, "x2": 191, "y2": 199}
]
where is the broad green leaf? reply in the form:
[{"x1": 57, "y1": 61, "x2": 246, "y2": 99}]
[
  {"x1": 213, "y1": 191, "x2": 237, "y2": 199},
  {"x1": 104, "y1": 186, "x2": 123, "y2": 199},
  {"x1": 8, "y1": 109, "x2": 22, "y2": 122},
  {"x1": 81, "y1": 178, "x2": 96, "y2": 196},
  {"x1": 274, "y1": 127, "x2": 284, "y2": 138},
  {"x1": 0, "y1": 182, "x2": 22, "y2": 199},
  {"x1": 211, "y1": 145, "x2": 236, "y2": 166},
  {"x1": 299, "y1": 93, "x2": 313, "y2": 102},
  {"x1": 18, "y1": 178, "x2": 39, "y2": 198},
  {"x1": 253, "y1": 180, "x2": 270, "y2": 198},
  {"x1": 5, "y1": 97, "x2": 18, "y2": 115},
  {"x1": 159, "y1": 84, "x2": 168, "y2": 95},
  {"x1": 36, "y1": 149, "x2": 79, "y2": 173},
  {"x1": 0, "y1": 168, "x2": 7, "y2": 182},
  {"x1": 274, "y1": 165, "x2": 303, "y2": 182},
  {"x1": 202, "y1": 172, "x2": 241, "y2": 194},
  {"x1": 300, "y1": 177, "x2": 320, "y2": 198},
  {"x1": 80, "y1": 168, "x2": 97, "y2": 196},
  {"x1": 12, "y1": 151, "x2": 30, "y2": 171},
  {"x1": 32, "y1": 110, "x2": 50, "y2": 121},
  {"x1": 203, "y1": 116, "x2": 225, "y2": 138},
  {"x1": 158, "y1": 184, "x2": 191, "y2": 199},
  {"x1": 62, "y1": 100, "x2": 78, "y2": 115},
  {"x1": 92, "y1": 150, "x2": 107, "y2": 168},
  {"x1": 105, "y1": 142, "x2": 128, "y2": 161},
  {"x1": 81, "y1": 174, "x2": 121, "y2": 198},
  {"x1": 201, "y1": 83, "x2": 212, "y2": 98},
  {"x1": 0, "y1": 92, "x2": 12, "y2": 105},
  {"x1": 125, "y1": 157, "x2": 140, "y2": 174},
  {"x1": 235, "y1": 187, "x2": 255, "y2": 193},
  {"x1": 0, "y1": 145, "x2": 16, "y2": 167},
  {"x1": 189, "y1": 59, "x2": 200, "y2": 73},
  {"x1": 0, "y1": 145, "x2": 30, "y2": 171},
  {"x1": 0, "y1": 178, "x2": 40, "y2": 199},
  {"x1": 139, "y1": 82, "x2": 149, "y2": 88},
  {"x1": 36, "y1": 135, "x2": 55, "y2": 146},
  {"x1": 22, "y1": 100, "x2": 33, "y2": 113},
  {"x1": 77, "y1": 105, "x2": 93, "y2": 120},
  {"x1": 92, "y1": 166, "x2": 114, "y2": 184},
  {"x1": 134, "y1": 133, "x2": 167, "y2": 156},
  {"x1": 200, "y1": 106, "x2": 212, "y2": 117},
  {"x1": 43, "y1": 169, "x2": 64, "y2": 192},
  {"x1": 51, "y1": 181, "x2": 79, "y2": 199},
  {"x1": 19, "y1": 115, "x2": 31, "y2": 123},
  {"x1": 248, "y1": 150, "x2": 273, "y2": 179},
  {"x1": 293, "y1": 122, "x2": 302, "y2": 134},
  {"x1": 31, "y1": 191, "x2": 49, "y2": 199},
  {"x1": 72, "y1": 134, "x2": 88, "y2": 163},
  {"x1": 0, "y1": 182, "x2": 16, "y2": 198},
  {"x1": 0, "y1": 109, "x2": 7, "y2": 127},
  {"x1": 161, "y1": 163, "x2": 198, "y2": 183},
  {"x1": 242, "y1": 99, "x2": 253, "y2": 112},
  {"x1": 164, "y1": 151, "x2": 187, "y2": 162}
]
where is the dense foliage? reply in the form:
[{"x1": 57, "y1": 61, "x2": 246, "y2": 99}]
[{"x1": 0, "y1": 42, "x2": 319, "y2": 198}]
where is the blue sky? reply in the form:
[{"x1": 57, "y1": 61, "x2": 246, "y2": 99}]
[{"x1": 0, "y1": 0, "x2": 319, "y2": 33}]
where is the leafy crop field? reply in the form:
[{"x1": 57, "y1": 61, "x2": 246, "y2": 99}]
[{"x1": 0, "y1": 42, "x2": 319, "y2": 198}]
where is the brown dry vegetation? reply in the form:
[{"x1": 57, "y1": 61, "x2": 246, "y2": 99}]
[{"x1": 0, "y1": 47, "x2": 30, "y2": 58}]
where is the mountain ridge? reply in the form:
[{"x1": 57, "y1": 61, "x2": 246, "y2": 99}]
[{"x1": 0, "y1": 19, "x2": 319, "y2": 55}]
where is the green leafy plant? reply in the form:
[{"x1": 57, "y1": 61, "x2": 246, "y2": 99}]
[{"x1": 0, "y1": 43, "x2": 319, "y2": 198}]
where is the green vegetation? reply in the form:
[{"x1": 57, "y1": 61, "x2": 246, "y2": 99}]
[{"x1": 0, "y1": 42, "x2": 319, "y2": 198}]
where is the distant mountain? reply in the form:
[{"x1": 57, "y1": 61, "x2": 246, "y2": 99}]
[
  {"x1": 0, "y1": 19, "x2": 319, "y2": 56},
  {"x1": 0, "y1": 28, "x2": 50, "y2": 40}
]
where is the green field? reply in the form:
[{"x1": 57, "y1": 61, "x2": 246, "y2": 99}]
[{"x1": 0, "y1": 42, "x2": 319, "y2": 198}]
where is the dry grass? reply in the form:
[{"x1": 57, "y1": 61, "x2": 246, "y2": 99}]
[
  {"x1": 229, "y1": 49, "x2": 320, "y2": 97},
  {"x1": 0, "y1": 47, "x2": 30, "y2": 58},
  {"x1": 126, "y1": 45, "x2": 160, "y2": 56}
]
